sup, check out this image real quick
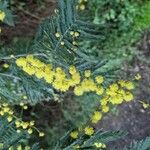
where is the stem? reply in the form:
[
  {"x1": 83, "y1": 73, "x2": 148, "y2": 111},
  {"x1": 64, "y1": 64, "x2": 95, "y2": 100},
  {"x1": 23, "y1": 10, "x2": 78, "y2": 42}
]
[
  {"x1": 19, "y1": 8, "x2": 42, "y2": 20},
  {"x1": 0, "y1": 73, "x2": 21, "y2": 80},
  {"x1": 0, "y1": 53, "x2": 48, "y2": 60}
]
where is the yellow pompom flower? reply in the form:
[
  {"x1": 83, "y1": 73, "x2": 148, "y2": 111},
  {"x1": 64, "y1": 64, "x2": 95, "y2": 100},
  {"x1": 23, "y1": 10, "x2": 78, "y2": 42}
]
[
  {"x1": 28, "y1": 128, "x2": 33, "y2": 134},
  {"x1": 60, "y1": 41, "x2": 65, "y2": 46},
  {"x1": 106, "y1": 89, "x2": 117, "y2": 97},
  {"x1": 84, "y1": 70, "x2": 91, "y2": 78},
  {"x1": 110, "y1": 95, "x2": 123, "y2": 105},
  {"x1": 100, "y1": 96, "x2": 109, "y2": 106},
  {"x1": 39, "y1": 132, "x2": 45, "y2": 137},
  {"x1": 91, "y1": 111, "x2": 102, "y2": 124},
  {"x1": 0, "y1": 111, "x2": 4, "y2": 116},
  {"x1": 73, "y1": 41, "x2": 78, "y2": 45},
  {"x1": 17, "y1": 144, "x2": 22, "y2": 150},
  {"x1": 21, "y1": 122, "x2": 29, "y2": 129},
  {"x1": 70, "y1": 31, "x2": 75, "y2": 35},
  {"x1": 7, "y1": 116, "x2": 13, "y2": 122},
  {"x1": 94, "y1": 142, "x2": 106, "y2": 148},
  {"x1": 3, "y1": 107, "x2": 10, "y2": 112},
  {"x1": 35, "y1": 70, "x2": 44, "y2": 79},
  {"x1": 124, "y1": 81, "x2": 135, "y2": 90},
  {"x1": 8, "y1": 146, "x2": 14, "y2": 150},
  {"x1": 16, "y1": 58, "x2": 27, "y2": 67},
  {"x1": 23, "y1": 105, "x2": 28, "y2": 110},
  {"x1": 29, "y1": 121, "x2": 35, "y2": 126},
  {"x1": 96, "y1": 87, "x2": 104, "y2": 95},
  {"x1": 0, "y1": 10, "x2": 5, "y2": 21},
  {"x1": 70, "y1": 131, "x2": 79, "y2": 139},
  {"x1": 84, "y1": 126, "x2": 94, "y2": 136},
  {"x1": 74, "y1": 86, "x2": 84, "y2": 96},
  {"x1": 8, "y1": 110, "x2": 14, "y2": 115},
  {"x1": 55, "y1": 32, "x2": 61, "y2": 38},
  {"x1": 102, "y1": 105, "x2": 109, "y2": 113},
  {"x1": 23, "y1": 96, "x2": 27, "y2": 99},
  {"x1": 95, "y1": 76, "x2": 104, "y2": 84},
  {"x1": 124, "y1": 92, "x2": 134, "y2": 102},
  {"x1": 44, "y1": 73, "x2": 54, "y2": 84},
  {"x1": 71, "y1": 72, "x2": 81, "y2": 84},
  {"x1": 3, "y1": 63, "x2": 9, "y2": 68},
  {"x1": 81, "y1": 78, "x2": 94, "y2": 92},
  {"x1": 74, "y1": 32, "x2": 80, "y2": 37},
  {"x1": 139, "y1": 101, "x2": 150, "y2": 109},
  {"x1": 118, "y1": 80, "x2": 126, "y2": 87},
  {"x1": 135, "y1": 73, "x2": 141, "y2": 80},
  {"x1": 24, "y1": 67, "x2": 35, "y2": 76},
  {"x1": 79, "y1": 4, "x2": 85, "y2": 10},
  {"x1": 109, "y1": 83, "x2": 119, "y2": 91},
  {"x1": 15, "y1": 120, "x2": 21, "y2": 128},
  {"x1": 17, "y1": 129, "x2": 21, "y2": 133}
]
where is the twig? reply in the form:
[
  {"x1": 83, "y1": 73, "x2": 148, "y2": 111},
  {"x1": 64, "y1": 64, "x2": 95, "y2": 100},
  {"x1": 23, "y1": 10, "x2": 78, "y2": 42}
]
[
  {"x1": 0, "y1": 73, "x2": 21, "y2": 80},
  {"x1": 0, "y1": 53, "x2": 48, "y2": 60},
  {"x1": 19, "y1": 9, "x2": 42, "y2": 20}
]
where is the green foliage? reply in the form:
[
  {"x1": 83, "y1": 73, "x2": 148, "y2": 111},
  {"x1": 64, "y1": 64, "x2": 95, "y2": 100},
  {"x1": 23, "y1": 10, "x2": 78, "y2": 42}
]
[
  {"x1": 55, "y1": 130, "x2": 126, "y2": 149},
  {"x1": 82, "y1": 0, "x2": 138, "y2": 32},
  {"x1": 0, "y1": 0, "x2": 149, "y2": 149},
  {"x1": 0, "y1": 0, "x2": 14, "y2": 26},
  {"x1": 34, "y1": 0, "x2": 103, "y2": 69},
  {"x1": 0, "y1": 39, "x2": 55, "y2": 105},
  {"x1": 135, "y1": 1, "x2": 150, "y2": 30},
  {"x1": 123, "y1": 137, "x2": 150, "y2": 150},
  {"x1": 56, "y1": 131, "x2": 150, "y2": 150},
  {"x1": 77, "y1": 0, "x2": 148, "y2": 79},
  {"x1": 0, "y1": 117, "x2": 39, "y2": 150},
  {"x1": 0, "y1": 0, "x2": 106, "y2": 104}
]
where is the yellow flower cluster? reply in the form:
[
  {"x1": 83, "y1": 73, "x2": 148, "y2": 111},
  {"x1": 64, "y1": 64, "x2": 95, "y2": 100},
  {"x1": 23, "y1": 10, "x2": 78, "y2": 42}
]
[
  {"x1": 70, "y1": 131, "x2": 79, "y2": 139},
  {"x1": 16, "y1": 56, "x2": 104, "y2": 96},
  {"x1": 16, "y1": 56, "x2": 136, "y2": 144},
  {"x1": 94, "y1": 142, "x2": 106, "y2": 148},
  {"x1": 70, "y1": 126, "x2": 95, "y2": 139},
  {"x1": 0, "y1": 103, "x2": 14, "y2": 122},
  {"x1": 76, "y1": 0, "x2": 88, "y2": 11},
  {"x1": 91, "y1": 111, "x2": 102, "y2": 124},
  {"x1": 0, "y1": 10, "x2": 6, "y2": 33},
  {"x1": 139, "y1": 101, "x2": 150, "y2": 109},
  {"x1": 8, "y1": 145, "x2": 31, "y2": 150},
  {"x1": 20, "y1": 102, "x2": 28, "y2": 110},
  {"x1": 106, "y1": 81, "x2": 134, "y2": 105},
  {"x1": 55, "y1": 30, "x2": 79, "y2": 50},
  {"x1": 70, "y1": 80, "x2": 135, "y2": 142},
  {"x1": 73, "y1": 145, "x2": 80, "y2": 149},
  {"x1": 74, "y1": 71, "x2": 104, "y2": 96},
  {"x1": 84, "y1": 126, "x2": 94, "y2": 136},
  {"x1": 55, "y1": 31, "x2": 80, "y2": 38},
  {"x1": 0, "y1": 143, "x2": 3, "y2": 149},
  {"x1": 70, "y1": 31, "x2": 80, "y2": 37},
  {"x1": 16, "y1": 55, "x2": 79, "y2": 92},
  {"x1": 3, "y1": 63, "x2": 9, "y2": 69},
  {"x1": 0, "y1": 102, "x2": 44, "y2": 137},
  {"x1": 90, "y1": 80, "x2": 135, "y2": 124},
  {"x1": 135, "y1": 73, "x2": 141, "y2": 80},
  {"x1": 0, "y1": 10, "x2": 5, "y2": 21}
]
